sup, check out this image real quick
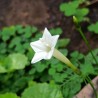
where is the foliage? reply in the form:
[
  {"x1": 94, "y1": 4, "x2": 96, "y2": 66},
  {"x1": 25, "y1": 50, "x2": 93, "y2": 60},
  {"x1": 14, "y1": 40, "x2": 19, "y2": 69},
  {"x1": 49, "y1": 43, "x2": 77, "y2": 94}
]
[
  {"x1": 88, "y1": 22, "x2": 98, "y2": 34},
  {"x1": 0, "y1": 53, "x2": 28, "y2": 73},
  {"x1": 0, "y1": 93, "x2": 19, "y2": 98},
  {"x1": 60, "y1": 0, "x2": 89, "y2": 22},
  {"x1": 0, "y1": 25, "x2": 71, "y2": 97},
  {"x1": 0, "y1": 24, "x2": 98, "y2": 98},
  {"x1": 22, "y1": 82, "x2": 63, "y2": 98},
  {"x1": 61, "y1": 75, "x2": 82, "y2": 98}
]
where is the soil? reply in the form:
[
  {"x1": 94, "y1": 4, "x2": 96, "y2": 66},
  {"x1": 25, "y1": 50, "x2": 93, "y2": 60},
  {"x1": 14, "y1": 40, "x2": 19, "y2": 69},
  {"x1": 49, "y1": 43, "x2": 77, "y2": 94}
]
[{"x1": 0, "y1": 0, "x2": 98, "y2": 54}]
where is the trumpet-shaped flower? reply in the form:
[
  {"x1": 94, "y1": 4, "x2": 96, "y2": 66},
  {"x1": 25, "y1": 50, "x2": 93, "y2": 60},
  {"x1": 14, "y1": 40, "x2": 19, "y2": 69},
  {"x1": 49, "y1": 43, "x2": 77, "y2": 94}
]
[
  {"x1": 30, "y1": 28, "x2": 59, "y2": 63},
  {"x1": 30, "y1": 28, "x2": 81, "y2": 75}
]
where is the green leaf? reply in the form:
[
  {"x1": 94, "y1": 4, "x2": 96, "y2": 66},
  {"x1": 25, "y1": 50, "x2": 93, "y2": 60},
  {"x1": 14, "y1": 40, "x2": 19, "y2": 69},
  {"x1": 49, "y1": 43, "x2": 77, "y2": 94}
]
[
  {"x1": 75, "y1": 8, "x2": 89, "y2": 22},
  {"x1": 15, "y1": 43, "x2": 25, "y2": 53},
  {"x1": 0, "y1": 43, "x2": 7, "y2": 54},
  {"x1": 1, "y1": 26, "x2": 16, "y2": 41},
  {"x1": 8, "y1": 26, "x2": 16, "y2": 36},
  {"x1": 0, "y1": 65, "x2": 7, "y2": 73},
  {"x1": 35, "y1": 62, "x2": 48, "y2": 72},
  {"x1": 60, "y1": 1, "x2": 79, "y2": 16},
  {"x1": 23, "y1": 43, "x2": 30, "y2": 50},
  {"x1": 50, "y1": 28, "x2": 62, "y2": 35},
  {"x1": 0, "y1": 93, "x2": 19, "y2": 98},
  {"x1": 23, "y1": 26, "x2": 32, "y2": 38},
  {"x1": 86, "y1": 49, "x2": 98, "y2": 64},
  {"x1": 80, "y1": 60, "x2": 95, "y2": 75},
  {"x1": 22, "y1": 83, "x2": 63, "y2": 98},
  {"x1": 70, "y1": 51, "x2": 84, "y2": 60},
  {"x1": 88, "y1": 22, "x2": 98, "y2": 34},
  {"x1": 50, "y1": 58, "x2": 59, "y2": 65},
  {"x1": 27, "y1": 48, "x2": 35, "y2": 60},
  {"x1": 48, "y1": 68, "x2": 56, "y2": 75},
  {"x1": 35, "y1": 33, "x2": 42, "y2": 39},
  {"x1": 28, "y1": 68, "x2": 36, "y2": 75},
  {"x1": 56, "y1": 64, "x2": 64, "y2": 72},
  {"x1": 32, "y1": 26, "x2": 38, "y2": 33},
  {"x1": 53, "y1": 73, "x2": 64, "y2": 83},
  {"x1": 1, "y1": 28, "x2": 10, "y2": 41},
  {"x1": 57, "y1": 38, "x2": 70, "y2": 48},
  {"x1": 59, "y1": 49, "x2": 68, "y2": 57},
  {"x1": 15, "y1": 25, "x2": 24, "y2": 34},
  {"x1": 9, "y1": 37, "x2": 21, "y2": 48},
  {"x1": 77, "y1": 8, "x2": 89, "y2": 16},
  {"x1": 4, "y1": 53, "x2": 28, "y2": 71},
  {"x1": 62, "y1": 75, "x2": 81, "y2": 98}
]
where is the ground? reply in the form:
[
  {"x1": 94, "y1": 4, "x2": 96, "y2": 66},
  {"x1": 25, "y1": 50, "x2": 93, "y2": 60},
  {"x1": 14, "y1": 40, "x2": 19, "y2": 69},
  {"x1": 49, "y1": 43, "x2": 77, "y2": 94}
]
[{"x1": 0, "y1": 0, "x2": 98, "y2": 54}]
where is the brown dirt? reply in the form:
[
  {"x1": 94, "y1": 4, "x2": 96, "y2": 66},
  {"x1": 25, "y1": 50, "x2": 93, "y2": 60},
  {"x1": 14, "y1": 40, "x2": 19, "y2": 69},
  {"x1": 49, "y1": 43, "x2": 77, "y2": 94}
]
[{"x1": 0, "y1": 0, "x2": 98, "y2": 53}]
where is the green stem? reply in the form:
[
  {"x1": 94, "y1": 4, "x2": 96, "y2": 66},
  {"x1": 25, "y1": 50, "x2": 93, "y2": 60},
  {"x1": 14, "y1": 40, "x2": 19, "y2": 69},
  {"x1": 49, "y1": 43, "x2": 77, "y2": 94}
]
[
  {"x1": 85, "y1": 76, "x2": 98, "y2": 98},
  {"x1": 73, "y1": 16, "x2": 98, "y2": 65},
  {"x1": 81, "y1": 74, "x2": 98, "y2": 98},
  {"x1": 77, "y1": 27, "x2": 98, "y2": 65}
]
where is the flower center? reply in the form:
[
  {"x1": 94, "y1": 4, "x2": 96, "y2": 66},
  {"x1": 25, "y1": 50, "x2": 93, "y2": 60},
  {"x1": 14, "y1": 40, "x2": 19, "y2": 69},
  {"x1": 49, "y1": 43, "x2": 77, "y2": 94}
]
[
  {"x1": 45, "y1": 44, "x2": 51, "y2": 52},
  {"x1": 40, "y1": 38, "x2": 51, "y2": 52}
]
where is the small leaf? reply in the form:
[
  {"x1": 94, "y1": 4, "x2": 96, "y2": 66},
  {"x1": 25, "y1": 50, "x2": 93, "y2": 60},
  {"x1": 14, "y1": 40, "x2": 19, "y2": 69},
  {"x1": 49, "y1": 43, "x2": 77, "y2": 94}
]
[
  {"x1": 48, "y1": 68, "x2": 56, "y2": 75},
  {"x1": 0, "y1": 93, "x2": 19, "y2": 98},
  {"x1": 59, "y1": 49, "x2": 68, "y2": 57},
  {"x1": 35, "y1": 62, "x2": 48, "y2": 72},
  {"x1": 53, "y1": 73, "x2": 64, "y2": 83},
  {"x1": 1, "y1": 27, "x2": 11, "y2": 41},
  {"x1": 88, "y1": 22, "x2": 98, "y2": 34},
  {"x1": 60, "y1": 1, "x2": 79, "y2": 16},
  {"x1": 75, "y1": 8, "x2": 89, "y2": 22},
  {"x1": 4, "y1": 53, "x2": 28, "y2": 71},
  {"x1": 15, "y1": 25, "x2": 24, "y2": 34},
  {"x1": 8, "y1": 26, "x2": 16, "y2": 36},
  {"x1": 86, "y1": 49, "x2": 98, "y2": 64},
  {"x1": 22, "y1": 83, "x2": 63, "y2": 98},
  {"x1": 50, "y1": 28, "x2": 62, "y2": 35},
  {"x1": 27, "y1": 48, "x2": 35, "y2": 60},
  {"x1": 58, "y1": 38, "x2": 70, "y2": 48},
  {"x1": 9, "y1": 37, "x2": 21, "y2": 48},
  {"x1": 15, "y1": 43, "x2": 25, "y2": 53},
  {"x1": 23, "y1": 43, "x2": 30, "y2": 50},
  {"x1": 70, "y1": 51, "x2": 84, "y2": 60},
  {"x1": 0, "y1": 43, "x2": 7, "y2": 54},
  {"x1": 0, "y1": 65, "x2": 7, "y2": 73},
  {"x1": 32, "y1": 26, "x2": 38, "y2": 33},
  {"x1": 56, "y1": 64, "x2": 64, "y2": 72},
  {"x1": 23, "y1": 26, "x2": 32, "y2": 38},
  {"x1": 62, "y1": 75, "x2": 81, "y2": 98},
  {"x1": 80, "y1": 60, "x2": 95, "y2": 75}
]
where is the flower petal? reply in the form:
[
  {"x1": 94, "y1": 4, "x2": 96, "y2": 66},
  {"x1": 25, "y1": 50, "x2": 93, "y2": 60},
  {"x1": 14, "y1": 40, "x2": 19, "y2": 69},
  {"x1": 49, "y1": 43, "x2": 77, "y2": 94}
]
[
  {"x1": 30, "y1": 40, "x2": 47, "y2": 52},
  {"x1": 51, "y1": 35, "x2": 59, "y2": 47},
  {"x1": 43, "y1": 28, "x2": 52, "y2": 39},
  {"x1": 45, "y1": 48, "x2": 54, "y2": 59},
  {"x1": 31, "y1": 52, "x2": 47, "y2": 63},
  {"x1": 42, "y1": 28, "x2": 52, "y2": 45},
  {"x1": 30, "y1": 27, "x2": 60, "y2": 64}
]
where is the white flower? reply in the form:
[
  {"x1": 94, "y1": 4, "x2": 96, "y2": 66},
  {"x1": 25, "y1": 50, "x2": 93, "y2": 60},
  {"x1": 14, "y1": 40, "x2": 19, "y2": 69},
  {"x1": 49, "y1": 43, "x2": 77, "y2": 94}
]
[
  {"x1": 30, "y1": 28, "x2": 59, "y2": 63},
  {"x1": 30, "y1": 28, "x2": 81, "y2": 75}
]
